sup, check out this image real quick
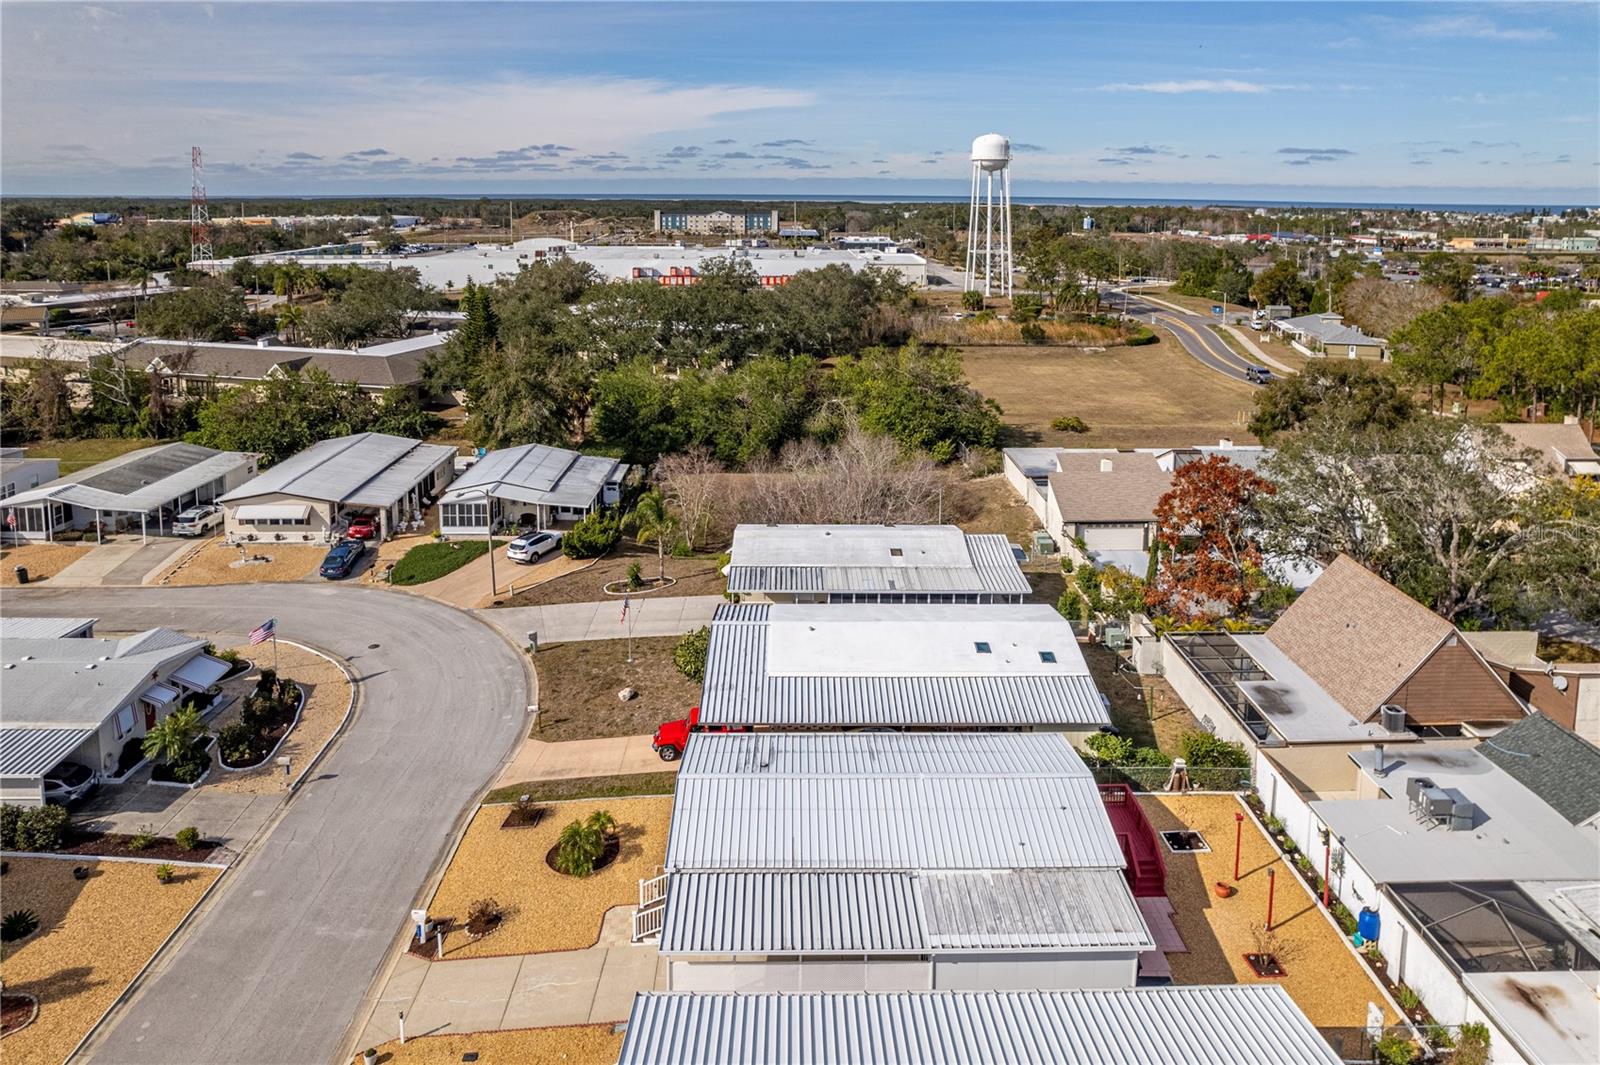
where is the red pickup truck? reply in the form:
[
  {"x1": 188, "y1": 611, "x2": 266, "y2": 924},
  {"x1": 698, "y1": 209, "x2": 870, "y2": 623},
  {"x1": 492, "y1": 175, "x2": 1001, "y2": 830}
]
[{"x1": 652, "y1": 706, "x2": 749, "y2": 761}]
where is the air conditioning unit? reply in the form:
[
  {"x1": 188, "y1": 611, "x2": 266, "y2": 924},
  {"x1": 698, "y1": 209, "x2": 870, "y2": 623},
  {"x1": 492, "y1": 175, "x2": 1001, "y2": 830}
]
[{"x1": 1379, "y1": 704, "x2": 1407, "y2": 733}]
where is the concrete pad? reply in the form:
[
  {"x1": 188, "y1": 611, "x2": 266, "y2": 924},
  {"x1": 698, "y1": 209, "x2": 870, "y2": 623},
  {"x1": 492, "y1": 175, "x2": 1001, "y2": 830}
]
[
  {"x1": 588, "y1": 946, "x2": 661, "y2": 1022},
  {"x1": 499, "y1": 949, "x2": 608, "y2": 1028},
  {"x1": 404, "y1": 953, "x2": 524, "y2": 1036},
  {"x1": 482, "y1": 595, "x2": 723, "y2": 646},
  {"x1": 493, "y1": 734, "x2": 678, "y2": 788},
  {"x1": 359, "y1": 954, "x2": 431, "y2": 1045}
]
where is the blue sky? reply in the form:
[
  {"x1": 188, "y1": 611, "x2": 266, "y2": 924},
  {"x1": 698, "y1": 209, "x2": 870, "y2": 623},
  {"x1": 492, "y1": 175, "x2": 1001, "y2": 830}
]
[{"x1": 3, "y1": 1, "x2": 1596, "y2": 203}]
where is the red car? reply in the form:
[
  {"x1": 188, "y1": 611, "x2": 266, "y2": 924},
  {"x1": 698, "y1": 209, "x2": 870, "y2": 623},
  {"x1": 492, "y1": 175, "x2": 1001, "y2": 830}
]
[
  {"x1": 652, "y1": 706, "x2": 749, "y2": 761},
  {"x1": 346, "y1": 516, "x2": 378, "y2": 540}
]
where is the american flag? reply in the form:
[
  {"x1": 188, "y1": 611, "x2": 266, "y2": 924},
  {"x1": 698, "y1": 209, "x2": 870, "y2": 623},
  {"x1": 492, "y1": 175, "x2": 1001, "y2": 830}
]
[
  {"x1": 249, "y1": 618, "x2": 277, "y2": 646},
  {"x1": 619, "y1": 595, "x2": 630, "y2": 625}
]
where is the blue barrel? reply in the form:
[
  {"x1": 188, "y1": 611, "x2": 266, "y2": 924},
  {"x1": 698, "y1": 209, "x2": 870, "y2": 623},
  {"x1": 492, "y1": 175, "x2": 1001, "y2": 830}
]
[{"x1": 1357, "y1": 907, "x2": 1381, "y2": 943}]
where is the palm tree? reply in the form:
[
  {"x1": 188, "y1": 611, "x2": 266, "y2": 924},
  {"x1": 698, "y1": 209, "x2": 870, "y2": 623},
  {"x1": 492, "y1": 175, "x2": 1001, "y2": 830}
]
[
  {"x1": 625, "y1": 489, "x2": 675, "y2": 583},
  {"x1": 554, "y1": 817, "x2": 606, "y2": 877},
  {"x1": 142, "y1": 705, "x2": 203, "y2": 766},
  {"x1": 277, "y1": 305, "x2": 306, "y2": 343}
]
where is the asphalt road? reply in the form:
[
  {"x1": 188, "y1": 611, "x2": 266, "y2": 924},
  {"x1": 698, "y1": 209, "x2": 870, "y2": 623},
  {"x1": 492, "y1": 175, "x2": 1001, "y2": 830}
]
[
  {"x1": 1114, "y1": 291, "x2": 1266, "y2": 385},
  {"x1": 5, "y1": 584, "x2": 528, "y2": 1065}
]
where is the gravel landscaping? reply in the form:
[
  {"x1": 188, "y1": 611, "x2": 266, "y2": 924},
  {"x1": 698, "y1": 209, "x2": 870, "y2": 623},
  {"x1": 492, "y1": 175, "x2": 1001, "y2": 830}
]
[
  {"x1": 424, "y1": 797, "x2": 671, "y2": 958},
  {"x1": 531, "y1": 637, "x2": 702, "y2": 742},
  {"x1": 1139, "y1": 793, "x2": 1399, "y2": 1034},
  {"x1": 157, "y1": 541, "x2": 325, "y2": 586},
  {"x1": 204, "y1": 641, "x2": 352, "y2": 795},
  {"x1": 0, "y1": 543, "x2": 92, "y2": 585},
  {"x1": 353, "y1": 1025, "x2": 622, "y2": 1065},
  {"x1": 0, "y1": 857, "x2": 219, "y2": 1065}
]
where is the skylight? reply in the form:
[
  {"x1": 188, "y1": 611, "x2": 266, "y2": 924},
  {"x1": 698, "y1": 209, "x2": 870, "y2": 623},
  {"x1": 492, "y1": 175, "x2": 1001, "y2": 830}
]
[
  {"x1": 1039, "y1": 651, "x2": 1057, "y2": 663},
  {"x1": 974, "y1": 642, "x2": 992, "y2": 654}
]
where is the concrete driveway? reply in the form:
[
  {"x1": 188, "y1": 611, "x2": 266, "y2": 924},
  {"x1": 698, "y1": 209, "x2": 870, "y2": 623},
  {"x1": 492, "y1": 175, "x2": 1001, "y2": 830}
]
[
  {"x1": 5, "y1": 584, "x2": 527, "y2": 1065},
  {"x1": 493, "y1": 734, "x2": 676, "y2": 788},
  {"x1": 46, "y1": 538, "x2": 194, "y2": 587},
  {"x1": 483, "y1": 594, "x2": 723, "y2": 646}
]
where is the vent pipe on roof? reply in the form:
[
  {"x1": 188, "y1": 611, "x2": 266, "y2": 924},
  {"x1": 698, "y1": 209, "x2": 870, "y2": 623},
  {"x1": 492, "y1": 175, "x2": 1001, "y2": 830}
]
[
  {"x1": 1373, "y1": 743, "x2": 1386, "y2": 776},
  {"x1": 1099, "y1": 458, "x2": 1114, "y2": 473},
  {"x1": 758, "y1": 736, "x2": 771, "y2": 768}
]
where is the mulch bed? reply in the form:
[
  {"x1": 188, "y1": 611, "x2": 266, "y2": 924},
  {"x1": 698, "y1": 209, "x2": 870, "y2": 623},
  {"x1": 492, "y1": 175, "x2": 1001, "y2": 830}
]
[
  {"x1": 543, "y1": 833, "x2": 620, "y2": 876},
  {"x1": 56, "y1": 831, "x2": 221, "y2": 862},
  {"x1": 219, "y1": 684, "x2": 303, "y2": 770},
  {"x1": 1245, "y1": 952, "x2": 1287, "y2": 978},
  {"x1": 1, "y1": 993, "x2": 38, "y2": 1037},
  {"x1": 149, "y1": 736, "x2": 214, "y2": 785},
  {"x1": 500, "y1": 804, "x2": 548, "y2": 829}
]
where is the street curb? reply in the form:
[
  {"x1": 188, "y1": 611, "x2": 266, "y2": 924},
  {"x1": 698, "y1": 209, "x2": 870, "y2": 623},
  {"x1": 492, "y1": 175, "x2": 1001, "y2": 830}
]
[{"x1": 0, "y1": 851, "x2": 226, "y2": 870}]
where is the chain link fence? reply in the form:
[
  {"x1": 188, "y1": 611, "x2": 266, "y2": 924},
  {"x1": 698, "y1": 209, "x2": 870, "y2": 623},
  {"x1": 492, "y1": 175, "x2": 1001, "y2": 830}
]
[{"x1": 1089, "y1": 764, "x2": 1252, "y2": 792}]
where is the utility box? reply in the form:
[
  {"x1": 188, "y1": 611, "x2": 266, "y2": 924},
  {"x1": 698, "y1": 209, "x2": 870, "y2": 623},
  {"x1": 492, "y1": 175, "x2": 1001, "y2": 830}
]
[{"x1": 1032, "y1": 531, "x2": 1057, "y2": 556}]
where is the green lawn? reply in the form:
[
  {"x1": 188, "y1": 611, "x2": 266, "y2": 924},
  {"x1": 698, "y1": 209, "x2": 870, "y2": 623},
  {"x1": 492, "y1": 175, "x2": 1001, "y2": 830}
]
[
  {"x1": 485, "y1": 771, "x2": 678, "y2": 805},
  {"x1": 27, "y1": 437, "x2": 161, "y2": 475},
  {"x1": 389, "y1": 538, "x2": 504, "y2": 585}
]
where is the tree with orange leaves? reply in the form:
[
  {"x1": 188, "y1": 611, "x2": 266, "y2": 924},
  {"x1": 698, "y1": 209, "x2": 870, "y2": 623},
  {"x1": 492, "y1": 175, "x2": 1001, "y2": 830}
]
[{"x1": 1146, "y1": 455, "x2": 1275, "y2": 622}]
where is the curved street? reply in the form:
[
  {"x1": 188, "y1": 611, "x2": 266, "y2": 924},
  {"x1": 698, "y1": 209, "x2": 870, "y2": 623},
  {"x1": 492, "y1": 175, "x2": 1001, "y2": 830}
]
[
  {"x1": 1113, "y1": 290, "x2": 1266, "y2": 384},
  {"x1": 5, "y1": 583, "x2": 529, "y2": 1065}
]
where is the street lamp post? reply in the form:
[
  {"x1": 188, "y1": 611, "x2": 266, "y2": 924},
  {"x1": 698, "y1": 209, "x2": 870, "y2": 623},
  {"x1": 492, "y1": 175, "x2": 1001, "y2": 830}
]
[{"x1": 455, "y1": 486, "x2": 497, "y2": 603}]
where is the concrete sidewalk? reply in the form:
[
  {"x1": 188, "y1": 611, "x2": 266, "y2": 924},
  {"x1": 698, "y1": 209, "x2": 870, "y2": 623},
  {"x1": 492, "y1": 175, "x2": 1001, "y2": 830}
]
[
  {"x1": 481, "y1": 594, "x2": 723, "y2": 645},
  {"x1": 75, "y1": 779, "x2": 282, "y2": 855},
  {"x1": 494, "y1": 734, "x2": 676, "y2": 789},
  {"x1": 359, "y1": 908, "x2": 664, "y2": 1045}
]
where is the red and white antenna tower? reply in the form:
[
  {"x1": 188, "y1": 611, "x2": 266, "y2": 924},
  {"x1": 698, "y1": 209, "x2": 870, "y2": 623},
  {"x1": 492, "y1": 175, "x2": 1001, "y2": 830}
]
[{"x1": 189, "y1": 146, "x2": 213, "y2": 263}]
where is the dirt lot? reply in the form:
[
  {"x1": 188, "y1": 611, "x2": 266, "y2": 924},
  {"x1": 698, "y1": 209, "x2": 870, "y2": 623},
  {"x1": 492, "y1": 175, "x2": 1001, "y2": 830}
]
[
  {"x1": 962, "y1": 338, "x2": 1257, "y2": 449},
  {"x1": 426, "y1": 797, "x2": 672, "y2": 958},
  {"x1": 0, "y1": 543, "x2": 91, "y2": 585},
  {"x1": 0, "y1": 857, "x2": 219, "y2": 1065},
  {"x1": 204, "y1": 641, "x2": 351, "y2": 795},
  {"x1": 355, "y1": 1025, "x2": 623, "y2": 1065},
  {"x1": 533, "y1": 637, "x2": 702, "y2": 742},
  {"x1": 945, "y1": 474, "x2": 1042, "y2": 545},
  {"x1": 1141, "y1": 794, "x2": 1399, "y2": 1034},
  {"x1": 157, "y1": 540, "x2": 325, "y2": 586},
  {"x1": 1080, "y1": 643, "x2": 1200, "y2": 754},
  {"x1": 500, "y1": 543, "x2": 725, "y2": 607}
]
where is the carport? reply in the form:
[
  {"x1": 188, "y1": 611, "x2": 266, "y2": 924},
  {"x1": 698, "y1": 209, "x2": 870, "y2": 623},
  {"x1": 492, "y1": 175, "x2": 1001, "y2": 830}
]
[{"x1": 0, "y1": 727, "x2": 95, "y2": 806}]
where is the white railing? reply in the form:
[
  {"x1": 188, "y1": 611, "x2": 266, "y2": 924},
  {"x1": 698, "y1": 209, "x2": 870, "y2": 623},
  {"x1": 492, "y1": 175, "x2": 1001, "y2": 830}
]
[
  {"x1": 632, "y1": 903, "x2": 665, "y2": 943},
  {"x1": 639, "y1": 872, "x2": 669, "y2": 909}
]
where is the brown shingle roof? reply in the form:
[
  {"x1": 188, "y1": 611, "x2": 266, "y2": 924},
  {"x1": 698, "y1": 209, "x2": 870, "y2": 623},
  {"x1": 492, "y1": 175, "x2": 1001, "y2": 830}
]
[
  {"x1": 1264, "y1": 554, "x2": 1453, "y2": 720},
  {"x1": 144, "y1": 343, "x2": 425, "y2": 389},
  {"x1": 1497, "y1": 422, "x2": 1600, "y2": 475},
  {"x1": 1047, "y1": 451, "x2": 1172, "y2": 524}
]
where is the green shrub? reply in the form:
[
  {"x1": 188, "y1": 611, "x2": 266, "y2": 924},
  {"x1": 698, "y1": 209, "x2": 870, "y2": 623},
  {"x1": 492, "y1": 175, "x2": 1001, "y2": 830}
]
[
  {"x1": 562, "y1": 510, "x2": 621, "y2": 559},
  {"x1": 128, "y1": 830, "x2": 155, "y2": 851},
  {"x1": 1050, "y1": 415, "x2": 1091, "y2": 433},
  {"x1": 1082, "y1": 733, "x2": 1133, "y2": 764},
  {"x1": 1123, "y1": 326, "x2": 1158, "y2": 346},
  {"x1": 674, "y1": 626, "x2": 711, "y2": 683},
  {"x1": 1019, "y1": 321, "x2": 1047, "y2": 344},
  {"x1": 255, "y1": 668, "x2": 278, "y2": 694},
  {"x1": 1, "y1": 803, "x2": 70, "y2": 852},
  {"x1": 175, "y1": 826, "x2": 202, "y2": 851},
  {"x1": 553, "y1": 811, "x2": 616, "y2": 877},
  {"x1": 1011, "y1": 293, "x2": 1044, "y2": 322},
  {"x1": 1374, "y1": 1034, "x2": 1416, "y2": 1065},
  {"x1": 1, "y1": 909, "x2": 41, "y2": 942},
  {"x1": 961, "y1": 290, "x2": 984, "y2": 312},
  {"x1": 1454, "y1": 1023, "x2": 1491, "y2": 1065},
  {"x1": 1397, "y1": 985, "x2": 1421, "y2": 1012},
  {"x1": 1131, "y1": 746, "x2": 1172, "y2": 767},
  {"x1": 155, "y1": 863, "x2": 176, "y2": 884},
  {"x1": 1180, "y1": 731, "x2": 1250, "y2": 769},
  {"x1": 627, "y1": 561, "x2": 643, "y2": 590},
  {"x1": 217, "y1": 721, "x2": 257, "y2": 764}
]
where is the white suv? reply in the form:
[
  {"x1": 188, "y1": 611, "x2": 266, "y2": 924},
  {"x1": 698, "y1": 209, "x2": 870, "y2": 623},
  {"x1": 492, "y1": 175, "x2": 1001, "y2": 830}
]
[
  {"x1": 506, "y1": 530, "x2": 562, "y2": 564},
  {"x1": 172, "y1": 504, "x2": 223, "y2": 536}
]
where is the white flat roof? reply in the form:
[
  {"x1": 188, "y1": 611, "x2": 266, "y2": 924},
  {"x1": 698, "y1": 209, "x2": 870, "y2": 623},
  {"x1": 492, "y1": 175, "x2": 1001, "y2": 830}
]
[
  {"x1": 726, "y1": 524, "x2": 1030, "y2": 596},
  {"x1": 1232, "y1": 634, "x2": 1410, "y2": 743},
  {"x1": 1463, "y1": 970, "x2": 1600, "y2": 1065}
]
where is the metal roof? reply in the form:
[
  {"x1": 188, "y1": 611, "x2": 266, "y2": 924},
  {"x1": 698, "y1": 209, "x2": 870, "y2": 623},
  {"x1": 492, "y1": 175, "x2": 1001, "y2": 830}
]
[
  {"x1": 1, "y1": 630, "x2": 207, "y2": 729},
  {"x1": 698, "y1": 603, "x2": 1108, "y2": 728},
  {"x1": 0, "y1": 727, "x2": 95, "y2": 778},
  {"x1": 667, "y1": 733, "x2": 1123, "y2": 872},
  {"x1": 5, "y1": 444, "x2": 254, "y2": 514},
  {"x1": 0, "y1": 617, "x2": 95, "y2": 640},
  {"x1": 219, "y1": 433, "x2": 454, "y2": 507},
  {"x1": 618, "y1": 987, "x2": 1345, "y2": 1065},
  {"x1": 658, "y1": 869, "x2": 1151, "y2": 955},
  {"x1": 441, "y1": 443, "x2": 624, "y2": 509},
  {"x1": 726, "y1": 525, "x2": 1029, "y2": 596}
]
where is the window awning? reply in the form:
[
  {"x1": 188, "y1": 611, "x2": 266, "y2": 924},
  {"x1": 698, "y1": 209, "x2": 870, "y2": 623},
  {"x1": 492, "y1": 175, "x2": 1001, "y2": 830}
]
[
  {"x1": 0, "y1": 727, "x2": 95, "y2": 778},
  {"x1": 171, "y1": 654, "x2": 231, "y2": 691},
  {"x1": 234, "y1": 503, "x2": 311, "y2": 522},
  {"x1": 1568, "y1": 460, "x2": 1600, "y2": 477},
  {"x1": 143, "y1": 683, "x2": 180, "y2": 706}
]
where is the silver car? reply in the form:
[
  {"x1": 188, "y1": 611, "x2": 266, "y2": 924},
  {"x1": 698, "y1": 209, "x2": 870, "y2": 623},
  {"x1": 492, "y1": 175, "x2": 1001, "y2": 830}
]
[{"x1": 506, "y1": 530, "x2": 562, "y2": 564}]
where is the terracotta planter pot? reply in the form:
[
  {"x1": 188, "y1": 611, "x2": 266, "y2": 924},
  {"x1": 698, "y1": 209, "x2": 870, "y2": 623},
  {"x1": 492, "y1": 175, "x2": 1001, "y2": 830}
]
[{"x1": 1214, "y1": 882, "x2": 1236, "y2": 899}]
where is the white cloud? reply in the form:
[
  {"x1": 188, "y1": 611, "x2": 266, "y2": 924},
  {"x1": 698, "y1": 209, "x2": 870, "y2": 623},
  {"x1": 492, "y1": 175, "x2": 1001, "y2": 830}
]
[
  {"x1": 1098, "y1": 79, "x2": 1298, "y2": 94},
  {"x1": 1411, "y1": 15, "x2": 1553, "y2": 43}
]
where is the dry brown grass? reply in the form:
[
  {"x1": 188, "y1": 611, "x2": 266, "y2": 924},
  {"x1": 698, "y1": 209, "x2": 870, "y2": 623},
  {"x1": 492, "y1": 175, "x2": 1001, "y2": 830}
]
[
  {"x1": 964, "y1": 338, "x2": 1257, "y2": 450},
  {"x1": 157, "y1": 540, "x2": 325, "y2": 586},
  {"x1": 354, "y1": 1025, "x2": 622, "y2": 1065},
  {"x1": 500, "y1": 544, "x2": 725, "y2": 607},
  {"x1": 1140, "y1": 794, "x2": 1399, "y2": 1031},
  {"x1": 531, "y1": 638, "x2": 704, "y2": 742},
  {"x1": 205, "y1": 641, "x2": 351, "y2": 795},
  {"x1": 917, "y1": 316, "x2": 1126, "y2": 347},
  {"x1": 0, "y1": 543, "x2": 92, "y2": 585},
  {"x1": 0, "y1": 858, "x2": 219, "y2": 1065},
  {"x1": 945, "y1": 474, "x2": 1042, "y2": 545},
  {"x1": 426, "y1": 797, "x2": 671, "y2": 958}
]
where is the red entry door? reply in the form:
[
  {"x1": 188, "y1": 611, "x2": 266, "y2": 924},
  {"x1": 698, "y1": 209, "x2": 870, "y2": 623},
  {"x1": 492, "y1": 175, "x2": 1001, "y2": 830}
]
[{"x1": 144, "y1": 704, "x2": 157, "y2": 729}]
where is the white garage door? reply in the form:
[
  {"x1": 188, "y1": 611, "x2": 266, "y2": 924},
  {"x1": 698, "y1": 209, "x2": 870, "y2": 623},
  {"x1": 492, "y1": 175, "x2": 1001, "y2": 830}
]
[{"x1": 1083, "y1": 524, "x2": 1147, "y2": 552}]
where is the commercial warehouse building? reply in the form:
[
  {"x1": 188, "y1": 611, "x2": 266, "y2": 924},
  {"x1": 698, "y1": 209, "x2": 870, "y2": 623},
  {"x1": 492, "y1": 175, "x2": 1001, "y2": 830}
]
[
  {"x1": 725, "y1": 524, "x2": 1030, "y2": 604},
  {"x1": 0, "y1": 443, "x2": 258, "y2": 542},
  {"x1": 618, "y1": 986, "x2": 1343, "y2": 1065},
  {"x1": 697, "y1": 602, "x2": 1110, "y2": 738},
  {"x1": 437, "y1": 442, "x2": 627, "y2": 535},
  {"x1": 638, "y1": 732, "x2": 1154, "y2": 993},
  {"x1": 219, "y1": 432, "x2": 456, "y2": 542}
]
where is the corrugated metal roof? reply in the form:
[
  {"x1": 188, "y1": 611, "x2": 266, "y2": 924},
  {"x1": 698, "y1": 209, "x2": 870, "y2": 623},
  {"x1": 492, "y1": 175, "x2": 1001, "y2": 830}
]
[
  {"x1": 698, "y1": 603, "x2": 1109, "y2": 728},
  {"x1": 441, "y1": 443, "x2": 623, "y2": 509},
  {"x1": 5, "y1": 444, "x2": 253, "y2": 513},
  {"x1": 219, "y1": 433, "x2": 454, "y2": 507},
  {"x1": 0, "y1": 727, "x2": 95, "y2": 778},
  {"x1": 0, "y1": 617, "x2": 96, "y2": 640},
  {"x1": 2, "y1": 629, "x2": 207, "y2": 729},
  {"x1": 658, "y1": 869, "x2": 1151, "y2": 955},
  {"x1": 618, "y1": 987, "x2": 1345, "y2": 1065},
  {"x1": 667, "y1": 734, "x2": 1123, "y2": 872},
  {"x1": 725, "y1": 525, "x2": 1029, "y2": 597}
]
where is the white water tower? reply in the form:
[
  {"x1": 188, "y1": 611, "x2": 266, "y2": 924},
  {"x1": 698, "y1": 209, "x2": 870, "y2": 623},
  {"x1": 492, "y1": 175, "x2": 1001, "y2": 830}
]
[{"x1": 965, "y1": 133, "x2": 1014, "y2": 298}]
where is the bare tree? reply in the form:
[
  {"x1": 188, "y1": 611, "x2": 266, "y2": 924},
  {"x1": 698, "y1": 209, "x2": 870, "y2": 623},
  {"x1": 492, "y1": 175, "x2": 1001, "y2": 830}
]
[
  {"x1": 656, "y1": 446, "x2": 726, "y2": 552},
  {"x1": 1340, "y1": 276, "x2": 1446, "y2": 338}
]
